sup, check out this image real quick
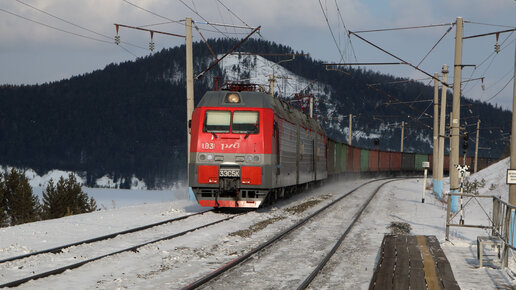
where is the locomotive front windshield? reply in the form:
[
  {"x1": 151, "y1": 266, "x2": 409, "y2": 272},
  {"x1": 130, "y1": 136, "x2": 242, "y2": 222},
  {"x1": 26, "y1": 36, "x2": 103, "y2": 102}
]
[
  {"x1": 204, "y1": 110, "x2": 259, "y2": 134},
  {"x1": 232, "y1": 111, "x2": 259, "y2": 134},
  {"x1": 205, "y1": 111, "x2": 231, "y2": 133}
]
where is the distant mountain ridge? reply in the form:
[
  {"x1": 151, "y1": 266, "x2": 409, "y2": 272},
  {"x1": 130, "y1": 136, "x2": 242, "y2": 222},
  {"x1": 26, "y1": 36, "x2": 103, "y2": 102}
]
[{"x1": 0, "y1": 38, "x2": 510, "y2": 188}]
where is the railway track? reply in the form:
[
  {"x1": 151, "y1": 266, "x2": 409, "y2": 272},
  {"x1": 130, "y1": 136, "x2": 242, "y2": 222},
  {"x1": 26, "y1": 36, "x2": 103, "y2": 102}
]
[
  {"x1": 0, "y1": 210, "x2": 213, "y2": 265},
  {"x1": 183, "y1": 178, "x2": 397, "y2": 289},
  {"x1": 0, "y1": 209, "x2": 244, "y2": 288}
]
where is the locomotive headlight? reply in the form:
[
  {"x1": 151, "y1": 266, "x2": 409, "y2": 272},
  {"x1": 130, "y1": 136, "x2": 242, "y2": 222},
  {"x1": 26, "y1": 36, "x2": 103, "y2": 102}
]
[
  {"x1": 206, "y1": 154, "x2": 214, "y2": 161},
  {"x1": 227, "y1": 93, "x2": 240, "y2": 103},
  {"x1": 199, "y1": 154, "x2": 206, "y2": 161},
  {"x1": 246, "y1": 155, "x2": 260, "y2": 162}
]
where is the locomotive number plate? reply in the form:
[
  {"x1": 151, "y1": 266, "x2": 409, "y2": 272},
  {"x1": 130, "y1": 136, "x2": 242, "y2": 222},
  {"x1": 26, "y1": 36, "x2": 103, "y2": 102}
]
[{"x1": 219, "y1": 169, "x2": 240, "y2": 177}]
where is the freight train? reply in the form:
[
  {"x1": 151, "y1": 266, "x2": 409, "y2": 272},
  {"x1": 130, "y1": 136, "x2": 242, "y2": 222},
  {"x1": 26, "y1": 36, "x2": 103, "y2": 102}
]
[{"x1": 188, "y1": 87, "x2": 495, "y2": 208}]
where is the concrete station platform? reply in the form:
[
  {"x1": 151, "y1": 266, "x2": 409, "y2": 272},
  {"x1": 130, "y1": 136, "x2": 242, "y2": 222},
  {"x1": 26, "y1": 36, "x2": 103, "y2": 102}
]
[{"x1": 369, "y1": 235, "x2": 460, "y2": 290}]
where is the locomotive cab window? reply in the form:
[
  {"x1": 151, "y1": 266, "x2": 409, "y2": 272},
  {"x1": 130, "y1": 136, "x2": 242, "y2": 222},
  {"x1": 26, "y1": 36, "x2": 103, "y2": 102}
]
[
  {"x1": 204, "y1": 111, "x2": 231, "y2": 133},
  {"x1": 232, "y1": 111, "x2": 259, "y2": 134}
]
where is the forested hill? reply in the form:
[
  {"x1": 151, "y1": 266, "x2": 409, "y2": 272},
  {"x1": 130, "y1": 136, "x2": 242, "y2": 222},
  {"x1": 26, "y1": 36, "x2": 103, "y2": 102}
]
[{"x1": 0, "y1": 38, "x2": 510, "y2": 188}]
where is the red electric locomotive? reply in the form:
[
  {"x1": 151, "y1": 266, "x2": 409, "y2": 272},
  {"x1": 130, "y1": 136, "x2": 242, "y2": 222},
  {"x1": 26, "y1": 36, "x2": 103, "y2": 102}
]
[{"x1": 189, "y1": 87, "x2": 328, "y2": 208}]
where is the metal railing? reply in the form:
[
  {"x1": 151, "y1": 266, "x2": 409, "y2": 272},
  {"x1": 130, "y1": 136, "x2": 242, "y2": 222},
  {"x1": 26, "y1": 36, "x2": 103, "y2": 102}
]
[{"x1": 445, "y1": 193, "x2": 516, "y2": 268}]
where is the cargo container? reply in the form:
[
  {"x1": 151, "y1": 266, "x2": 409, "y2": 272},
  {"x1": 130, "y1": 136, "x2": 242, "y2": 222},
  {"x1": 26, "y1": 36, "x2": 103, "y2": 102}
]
[
  {"x1": 390, "y1": 152, "x2": 402, "y2": 171},
  {"x1": 327, "y1": 140, "x2": 336, "y2": 175},
  {"x1": 352, "y1": 147, "x2": 361, "y2": 172},
  {"x1": 379, "y1": 151, "x2": 390, "y2": 171},
  {"x1": 369, "y1": 150, "x2": 379, "y2": 171},
  {"x1": 361, "y1": 149, "x2": 370, "y2": 172},
  {"x1": 335, "y1": 142, "x2": 343, "y2": 174},
  {"x1": 415, "y1": 154, "x2": 429, "y2": 170},
  {"x1": 341, "y1": 144, "x2": 348, "y2": 173},
  {"x1": 402, "y1": 153, "x2": 416, "y2": 171}
]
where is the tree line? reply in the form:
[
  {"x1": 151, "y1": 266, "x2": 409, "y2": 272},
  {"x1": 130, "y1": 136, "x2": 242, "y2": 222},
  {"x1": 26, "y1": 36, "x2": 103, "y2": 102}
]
[{"x1": 0, "y1": 169, "x2": 96, "y2": 227}]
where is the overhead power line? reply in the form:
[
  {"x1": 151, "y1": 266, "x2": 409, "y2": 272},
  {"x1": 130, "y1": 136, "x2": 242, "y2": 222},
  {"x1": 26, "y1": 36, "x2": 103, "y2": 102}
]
[
  {"x1": 465, "y1": 21, "x2": 516, "y2": 29},
  {"x1": 194, "y1": 21, "x2": 256, "y2": 30},
  {"x1": 348, "y1": 31, "x2": 448, "y2": 87},
  {"x1": 353, "y1": 22, "x2": 455, "y2": 34},
  {"x1": 317, "y1": 0, "x2": 345, "y2": 62},
  {"x1": 214, "y1": 0, "x2": 258, "y2": 35},
  {"x1": 177, "y1": 0, "x2": 231, "y2": 38},
  {"x1": 15, "y1": 0, "x2": 146, "y2": 51},
  {"x1": 0, "y1": 8, "x2": 116, "y2": 43},
  {"x1": 333, "y1": 0, "x2": 357, "y2": 62},
  {"x1": 0, "y1": 8, "x2": 140, "y2": 58},
  {"x1": 485, "y1": 76, "x2": 514, "y2": 102},
  {"x1": 416, "y1": 25, "x2": 454, "y2": 68},
  {"x1": 121, "y1": 0, "x2": 183, "y2": 25}
]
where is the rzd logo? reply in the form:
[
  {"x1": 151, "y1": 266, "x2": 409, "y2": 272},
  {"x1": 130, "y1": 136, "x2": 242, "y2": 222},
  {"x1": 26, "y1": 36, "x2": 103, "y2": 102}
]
[{"x1": 221, "y1": 143, "x2": 240, "y2": 150}]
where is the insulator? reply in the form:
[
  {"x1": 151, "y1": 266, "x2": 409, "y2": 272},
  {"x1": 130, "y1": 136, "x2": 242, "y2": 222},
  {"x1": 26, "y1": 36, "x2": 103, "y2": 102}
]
[
  {"x1": 114, "y1": 35, "x2": 120, "y2": 45},
  {"x1": 149, "y1": 41, "x2": 155, "y2": 52},
  {"x1": 494, "y1": 43, "x2": 500, "y2": 53}
]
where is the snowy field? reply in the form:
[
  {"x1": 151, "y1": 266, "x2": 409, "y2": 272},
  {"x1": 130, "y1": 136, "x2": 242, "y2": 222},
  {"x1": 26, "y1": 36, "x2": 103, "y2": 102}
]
[{"x1": 0, "y1": 158, "x2": 515, "y2": 289}]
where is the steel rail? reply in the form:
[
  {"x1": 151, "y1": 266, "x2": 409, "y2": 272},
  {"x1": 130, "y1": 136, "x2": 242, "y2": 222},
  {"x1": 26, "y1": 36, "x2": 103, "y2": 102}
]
[
  {"x1": 0, "y1": 213, "x2": 243, "y2": 288},
  {"x1": 297, "y1": 179, "x2": 398, "y2": 289},
  {"x1": 0, "y1": 209, "x2": 213, "y2": 264},
  {"x1": 182, "y1": 178, "x2": 390, "y2": 289}
]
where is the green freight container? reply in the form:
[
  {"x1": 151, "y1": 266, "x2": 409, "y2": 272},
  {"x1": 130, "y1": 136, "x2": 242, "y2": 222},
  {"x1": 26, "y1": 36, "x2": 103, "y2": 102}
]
[
  {"x1": 415, "y1": 154, "x2": 429, "y2": 170},
  {"x1": 360, "y1": 149, "x2": 370, "y2": 171},
  {"x1": 327, "y1": 140, "x2": 336, "y2": 174},
  {"x1": 335, "y1": 142, "x2": 342, "y2": 174}
]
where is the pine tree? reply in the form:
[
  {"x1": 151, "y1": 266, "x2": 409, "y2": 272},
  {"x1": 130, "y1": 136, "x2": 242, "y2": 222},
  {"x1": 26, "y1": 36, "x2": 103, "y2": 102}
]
[
  {"x1": 1, "y1": 169, "x2": 40, "y2": 225},
  {"x1": 41, "y1": 179, "x2": 64, "y2": 219},
  {"x1": 41, "y1": 173, "x2": 97, "y2": 219}
]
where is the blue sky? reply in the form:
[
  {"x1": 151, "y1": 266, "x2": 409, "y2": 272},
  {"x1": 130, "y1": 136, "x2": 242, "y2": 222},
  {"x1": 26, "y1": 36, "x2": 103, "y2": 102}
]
[{"x1": 0, "y1": 0, "x2": 515, "y2": 109}]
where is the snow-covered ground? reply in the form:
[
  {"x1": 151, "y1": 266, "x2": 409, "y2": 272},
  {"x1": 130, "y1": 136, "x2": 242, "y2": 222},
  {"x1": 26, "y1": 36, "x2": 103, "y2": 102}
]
[{"x1": 0, "y1": 159, "x2": 514, "y2": 289}]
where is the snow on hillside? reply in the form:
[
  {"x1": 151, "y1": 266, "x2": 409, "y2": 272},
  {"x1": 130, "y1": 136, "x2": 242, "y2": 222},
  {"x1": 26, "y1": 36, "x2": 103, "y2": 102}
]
[
  {"x1": 466, "y1": 157, "x2": 509, "y2": 198},
  {"x1": 0, "y1": 166, "x2": 147, "y2": 191},
  {"x1": 218, "y1": 54, "x2": 350, "y2": 136},
  {"x1": 219, "y1": 53, "x2": 329, "y2": 99}
]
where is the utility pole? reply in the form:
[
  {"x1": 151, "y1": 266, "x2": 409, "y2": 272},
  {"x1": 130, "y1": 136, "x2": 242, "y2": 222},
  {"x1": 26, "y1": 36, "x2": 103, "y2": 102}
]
[
  {"x1": 401, "y1": 121, "x2": 405, "y2": 153},
  {"x1": 309, "y1": 95, "x2": 314, "y2": 118},
  {"x1": 510, "y1": 42, "x2": 516, "y2": 206},
  {"x1": 449, "y1": 111, "x2": 453, "y2": 172},
  {"x1": 437, "y1": 65, "x2": 448, "y2": 199},
  {"x1": 433, "y1": 72, "x2": 439, "y2": 196},
  {"x1": 186, "y1": 18, "x2": 194, "y2": 176},
  {"x1": 474, "y1": 119, "x2": 480, "y2": 173},
  {"x1": 349, "y1": 114, "x2": 353, "y2": 145},
  {"x1": 450, "y1": 17, "x2": 463, "y2": 213},
  {"x1": 269, "y1": 74, "x2": 275, "y2": 96}
]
